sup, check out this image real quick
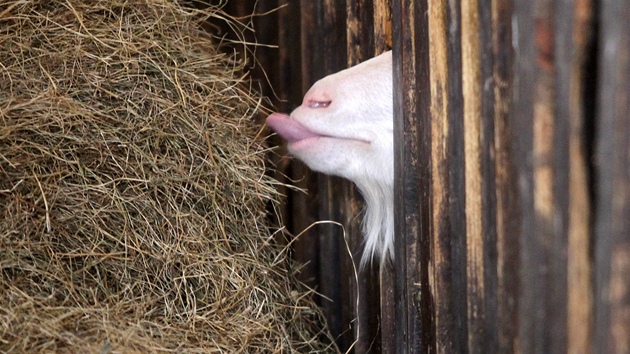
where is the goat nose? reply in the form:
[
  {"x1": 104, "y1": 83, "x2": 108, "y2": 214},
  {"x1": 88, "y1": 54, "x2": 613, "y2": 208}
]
[{"x1": 307, "y1": 100, "x2": 331, "y2": 108}]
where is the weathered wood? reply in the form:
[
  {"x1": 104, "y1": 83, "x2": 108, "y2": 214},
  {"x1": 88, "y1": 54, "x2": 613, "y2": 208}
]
[
  {"x1": 510, "y1": 1, "x2": 550, "y2": 352},
  {"x1": 379, "y1": 262, "x2": 396, "y2": 353},
  {"x1": 440, "y1": 0, "x2": 469, "y2": 351},
  {"x1": 509, "y1": 0, "x2": 595, "y2": 352},
  {"x1": 374, "y1": 1, "x2": 392, "y2": 54},
  {"x1": 393, "y1": 0, "x2": 434, "y2": 352},
  {"x1": 392, "y1": 0, "x2": 597, "y2": 353},
  {"x1": 492, "y1": 0, "x2": 520, "y2": 352},
  {"x1": 557, "y1": 0, "x2": 594, "y2": 353},
  {"x1": 594, "y1": 0, "x2": 630, "y2": 352},
  {"x1": 464, "y1": 0, "x2": 501, "y2": 352}
]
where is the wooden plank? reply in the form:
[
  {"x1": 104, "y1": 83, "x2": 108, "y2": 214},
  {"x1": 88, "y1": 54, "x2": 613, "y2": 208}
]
[
  {"x1": 374, "y1": 0, "x2": 392, "y2": 54},
  {"x1": 463, "y1": 0, "x2": 501, "y2": 352},
  {"x1": 272, "y1": 2, "x2": 309, "y2": 263},
  {"x1": 509, "y1": 0, "x2": 595, "y2": 352},
  {"x1": 394, "y1": 0, "x2": 515, "y2": 352},
  {"x1": 594, "y1": 0, "x2": 630, "y2": 352},
  {"x1": 431, "y1": 0, "x2": 470, "y2": 351},
  {"x1": 556, "y1": 0, "x2": 594, "y2": 352},
  {"x1": 346, "y1": 0, "x2": 374, "y2": 64},
  {"x1": 462, "y1": 1, "x2": 486, "y2": 351},
  {"x1": 379, "y1": 262, "x2": 396, "y2": 353},
  {"x1": 491, "y1": 0, "x2": 520, "y2": 352},
  {"x1": 510, "y1": 0, "x2": 555, "y2": 352},
  {"x1": 393, "y1": 0, "x2": 434, "y2": 352}
]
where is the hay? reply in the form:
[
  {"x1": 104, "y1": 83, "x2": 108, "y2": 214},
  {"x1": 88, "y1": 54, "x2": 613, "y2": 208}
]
[{"x1": 0, "y1": 1, "x2": 334, "y2": 352}]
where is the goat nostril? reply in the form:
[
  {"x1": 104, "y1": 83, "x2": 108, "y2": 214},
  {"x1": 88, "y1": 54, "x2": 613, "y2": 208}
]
[{"x1": 308, "y1": 100, "x2": 331, "y2": 108}]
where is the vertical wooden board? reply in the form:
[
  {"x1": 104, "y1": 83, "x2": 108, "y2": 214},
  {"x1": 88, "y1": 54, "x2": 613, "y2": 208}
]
[
  {"x1": 446, "y1": 0, "x2": 470, "y2": 351},
  {"x1": 555, "y1": 0, "x2": 594, "y2": 352},
  {"x1": 478, "y1": 0, "x2": 503, "y2": 352},
  {"x1": 430, "y1": 0, "x2": 470, "y2": 351},
  {"x1": 462, "y1": 1, "x2": 485, "y2": 351},
  {"x1": 462, "y1": 0, "x2": 501, "y2": 352},
  {"x1": 510, "y1": 0, "x2": 596, "y2": 352},
  {"x1": 491, "y1": 0, "x2": 520, "y2": 352},
  {"x1": 270, "y1": 1, "x2": 306, "y2": 241},
  {"x1": 594, "y1": 0, "x2": 630, "y2": 352},
  {"x1": 511, "y1": 0, "x2": 537, "y2": 352},
  {"x1": 427, "y1": 11, "x2": 451, "y2": 348},
  {"x1": 511, "y1": 0, "x2": 566, "y2": 352},
  {"x1": 374, "y1": 0, "x2": 392, "y2": 54},
  {"x1": 532, "y1": 2, "x2": 563, "y2": 351},
  {"x1": 393, "y1": 0, "x2": 434, "y2": 352},
  {"x1": 274, "y1": 0, "x2": 305, "y2": 113},
  {"x1": 379, "y1": 262, "x2": 396, "y2": 354},
  {"x1": 344, "y1": 2, "x2": 375, "y2": 352},
  {"x1": 535, "y1": 3, "x2": 570, "y2": 353},
  {"x1": 346, "y1": 0, "x2": 374, "y2": 65}
]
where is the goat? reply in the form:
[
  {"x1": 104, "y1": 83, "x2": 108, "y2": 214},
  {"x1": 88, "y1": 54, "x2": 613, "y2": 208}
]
[{"x1": 266, "y1": 51, "x2": 393, "y2": 265}]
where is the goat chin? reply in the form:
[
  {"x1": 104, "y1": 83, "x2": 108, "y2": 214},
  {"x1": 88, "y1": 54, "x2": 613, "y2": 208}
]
[{"x1": 266, "y1": 51, "x2": 394, "y2": 266}]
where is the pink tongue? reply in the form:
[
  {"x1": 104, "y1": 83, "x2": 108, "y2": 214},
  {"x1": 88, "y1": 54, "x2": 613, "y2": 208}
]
[{"x1": 266, "y1": 113, "x2": 321, "y2": 143}]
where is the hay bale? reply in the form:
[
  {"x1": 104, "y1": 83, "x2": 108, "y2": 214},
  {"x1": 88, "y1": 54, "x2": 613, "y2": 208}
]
[{"x1": 0, "y1": 1, "x2": 333, "y2": 352}]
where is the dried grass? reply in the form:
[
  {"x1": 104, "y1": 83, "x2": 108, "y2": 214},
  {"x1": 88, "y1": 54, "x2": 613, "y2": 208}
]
[{"x1": 0, "y1": 0, "x2": 334, "y2": 352}]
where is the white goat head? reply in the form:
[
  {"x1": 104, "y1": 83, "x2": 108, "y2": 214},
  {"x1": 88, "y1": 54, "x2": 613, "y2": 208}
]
[{"x1": 266, "y1": 51, "x2": 393, "y2": 265}]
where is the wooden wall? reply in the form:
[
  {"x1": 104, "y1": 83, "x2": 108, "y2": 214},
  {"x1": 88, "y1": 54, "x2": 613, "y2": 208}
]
[
  {"x1": 394, "y1": 0, "x2": 630, "y2": 353},
  {"x1": 220, "y1": 0, "x2": 630, "y2": 352}
]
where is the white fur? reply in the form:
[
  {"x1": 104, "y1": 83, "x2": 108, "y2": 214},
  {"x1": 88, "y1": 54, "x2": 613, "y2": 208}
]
[{"x1": 266, "y1": 51, "x2": 393, "y2": 265}]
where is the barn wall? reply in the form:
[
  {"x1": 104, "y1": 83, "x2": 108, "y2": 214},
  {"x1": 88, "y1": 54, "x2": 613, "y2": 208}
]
[
  {"x1": 393, "y1": 0, "x2": 628, "y2": 353},
  {"x1": 220, "y1": 0, "x2": 630, "y2": 352}
]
